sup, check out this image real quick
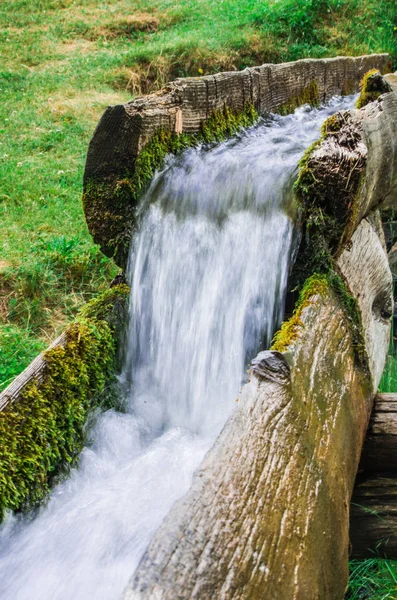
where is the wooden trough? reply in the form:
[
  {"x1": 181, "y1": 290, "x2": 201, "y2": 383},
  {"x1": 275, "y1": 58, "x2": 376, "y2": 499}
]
[{"x1": 1, "y1": 54, "x2": 397, "y2": 599}]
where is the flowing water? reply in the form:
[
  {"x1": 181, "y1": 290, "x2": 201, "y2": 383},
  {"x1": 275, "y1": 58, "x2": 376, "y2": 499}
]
[{"x1": 0, "y1": 96, "x2": 354, "y2": 600}]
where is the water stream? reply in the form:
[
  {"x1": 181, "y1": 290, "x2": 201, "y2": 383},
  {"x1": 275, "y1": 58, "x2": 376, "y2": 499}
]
[{"x1": 0, "y1": 96, "x2": 354, "y2": 600}]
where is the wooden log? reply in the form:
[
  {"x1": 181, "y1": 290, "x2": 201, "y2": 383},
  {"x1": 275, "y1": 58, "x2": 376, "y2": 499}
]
[
  {"x1": 359, "y1": 394, "x2": 397, "y2": 472},
  {"x1": 83, "y1": 54, "x2": 391, "y2": 267},
  {"x1": 85, "y1": 54, "x2": 390, "y2": 179},
  {"x1": 119, "y1": 73, "x2": 397, "y2": 600},
  {"x1": 350, "y1": 473, "x2": 397, "y2": 559},
  {"x1": 122, "y1": 215, "x2": 392, "y2": 599}
]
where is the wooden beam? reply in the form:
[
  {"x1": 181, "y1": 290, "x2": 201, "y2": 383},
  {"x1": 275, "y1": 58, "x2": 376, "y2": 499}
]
[
  {"x1": 349, "y1": 394, "x2": 397, "y2": 558},
  {"x1": 350, "y1": 473, "x2": 397, "y2": 558},
  {"x1": 359, "y1": 393, "x2": 397, "y2": 471}
]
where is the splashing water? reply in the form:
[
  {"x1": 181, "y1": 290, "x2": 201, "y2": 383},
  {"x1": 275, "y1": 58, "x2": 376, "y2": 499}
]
[{"x1": 0, "y1": 96, "x2": 354, "y2": 600}]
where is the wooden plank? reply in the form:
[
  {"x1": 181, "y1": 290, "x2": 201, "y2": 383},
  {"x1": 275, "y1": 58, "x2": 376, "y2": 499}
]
[
  {"x1": 350, "y1": 473, "x2": 397, "y2": 558},
  {"x1": 360, "y1": 393, "x2": 397, "y2": 471}
]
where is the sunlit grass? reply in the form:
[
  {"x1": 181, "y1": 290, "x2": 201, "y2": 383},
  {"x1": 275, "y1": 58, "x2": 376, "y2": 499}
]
[{"x1": 346, "y1": 558, "x2": 397, "y2": 599}]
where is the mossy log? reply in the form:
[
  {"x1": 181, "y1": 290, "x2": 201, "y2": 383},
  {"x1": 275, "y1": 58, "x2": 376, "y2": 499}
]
[
  {"x1": 0, "y1": 285, "x2": 129, "y2": 520},
  {"x1": 83, "y1": 54, "x2": 390, "y2": 267}
]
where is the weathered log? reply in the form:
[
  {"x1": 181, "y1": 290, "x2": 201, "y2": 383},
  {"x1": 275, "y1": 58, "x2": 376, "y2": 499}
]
[
  {"x1": 359, "y1": 394, "x2": 397, "y2": 472},
  {"x1": 118, "y1": 70, "x2": 397, "y2": 598},
  {"x1": 350, "y1": 473, "x2": 397, "y2": 559},
  {"x1": 0, "y1": 333, "x2": 66, "y2": 411},
  {"x1": 83, "y1": 54, "x2": 390, "y2": 267},
  {"x1": 337, "y1": 218, "x2": 392, "y2": 390},
  {"x1": 122, "y1": 213, "x2": 391, "y2": 599}
]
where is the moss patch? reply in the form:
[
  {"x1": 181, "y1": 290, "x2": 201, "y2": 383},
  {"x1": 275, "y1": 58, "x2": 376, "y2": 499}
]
[
  {"x1": 83, "y1": 103, "x2": 259, "y2": 267},
  {"x1": 0, "y1": 284, "x2": 129, "y2": 522},
  {"x1": 291, "y1": 110, "x2": 366, "y2": 289},
  {"x1": 356, "y1": 69, "x2": 392, "y2": 109},
  {"x1": 272, "y1": 274, "x2": 328, "y2": 352},
  {"x1": 272, "y1": 271, "x2": 367, "y2": 370}
]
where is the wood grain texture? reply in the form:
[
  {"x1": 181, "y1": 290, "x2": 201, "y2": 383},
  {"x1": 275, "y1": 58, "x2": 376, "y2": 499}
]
[
  {"x1": 337, "y1": 216, "x2": 393, "y2": 391},
  {"x1": 360, "y1": 90, "x2": 397, "y2": 213}
]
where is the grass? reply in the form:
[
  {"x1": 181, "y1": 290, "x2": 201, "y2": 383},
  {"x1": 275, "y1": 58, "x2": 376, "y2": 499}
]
[{"x1": 346, "y1": 558, "x2": 397, "y2": 599}]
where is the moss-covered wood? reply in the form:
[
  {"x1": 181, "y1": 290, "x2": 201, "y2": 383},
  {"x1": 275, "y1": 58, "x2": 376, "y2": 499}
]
[
  {"x1": 272, "y1": 104, "x2": 371, "y2": 373},
  {"x1": 84, "y1": 56, "x2": 390, "y2": 269},
  {"x1": 83, "y1": 103, "x2": 258, "y2": 266},
  {"x1": 0, "y1": 284, "x2": 129, "y2": 522},
  {"x1": 356, "y1": 69, "x2": 393, "y2": 109},
  {"x1": 292, "y1": 110, "x2": 366, "y2": 282}
]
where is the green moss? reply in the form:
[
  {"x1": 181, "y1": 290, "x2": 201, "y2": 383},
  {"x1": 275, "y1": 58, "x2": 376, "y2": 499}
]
[
  {"x1": 83, "y1": 103, "x2": 259, "y2": 267},
  {"x1": 326, "y1": 270, "x2": 368, "y2": 369},
  {"x1": 271, "y1": 274, "x2": 328, "y2": 352},
  {"x1": 272, "y1": 270, "x2": 367, "y2": 370},
  {"x1": 356, "y1": 69, "x2": 383, "y2": 109},
  {"x1": 276, "y1": 81, "x2": 320, "y2": 116},
  {"x1": 0, "y1": 284, "x2": 130, "y2": 522},
  {"x1": 276, "y1": 110, "x2": 370, "y2": 371}
]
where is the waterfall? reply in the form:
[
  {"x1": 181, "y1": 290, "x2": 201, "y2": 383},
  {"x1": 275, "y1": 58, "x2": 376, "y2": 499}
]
[{"x1": 0, "y1": 95, "x2": 354, "y2": 600}]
